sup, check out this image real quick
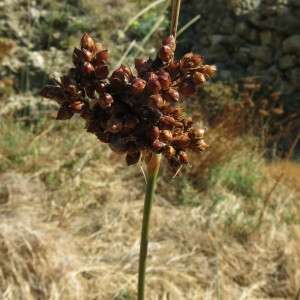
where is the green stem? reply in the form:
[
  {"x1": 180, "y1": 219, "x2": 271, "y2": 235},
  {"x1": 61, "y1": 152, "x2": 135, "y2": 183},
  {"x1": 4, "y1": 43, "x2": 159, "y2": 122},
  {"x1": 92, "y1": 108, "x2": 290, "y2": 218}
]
[{"x1": 138, "y1": 153, "x2": 161, "y2": 300}]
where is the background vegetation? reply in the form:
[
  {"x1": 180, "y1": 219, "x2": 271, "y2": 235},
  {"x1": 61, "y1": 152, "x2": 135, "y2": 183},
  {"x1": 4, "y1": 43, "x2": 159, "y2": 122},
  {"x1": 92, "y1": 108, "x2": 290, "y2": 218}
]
[{"x1": 0, "y1": 0, "x2": 299, "y2": 299}]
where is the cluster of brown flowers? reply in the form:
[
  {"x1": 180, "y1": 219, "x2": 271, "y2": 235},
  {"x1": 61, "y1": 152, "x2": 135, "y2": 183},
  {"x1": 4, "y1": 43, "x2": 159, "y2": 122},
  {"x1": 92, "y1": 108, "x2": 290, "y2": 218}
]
[{"x1": 40, "y1": 33, "x2": 216, "y2": 176}]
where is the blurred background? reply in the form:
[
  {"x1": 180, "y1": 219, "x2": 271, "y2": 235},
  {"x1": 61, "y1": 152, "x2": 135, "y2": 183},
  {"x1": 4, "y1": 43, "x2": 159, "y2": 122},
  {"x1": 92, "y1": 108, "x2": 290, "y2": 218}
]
[{"x1": 0, "y1": 0, "x2": 300, "y2": 299}]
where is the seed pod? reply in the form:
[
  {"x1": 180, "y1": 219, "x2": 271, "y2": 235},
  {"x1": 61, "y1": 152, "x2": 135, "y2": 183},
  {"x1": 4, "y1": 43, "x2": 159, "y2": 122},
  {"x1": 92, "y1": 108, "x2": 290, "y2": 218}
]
[
  {"x1": 99, "y1": 93, "x2": 113, "y2": 109},
  {"x1": 145, "y1": 79, "x2": 161, "y2": 95},
  {"x1": 96, "y1": 131, "x2": 112, "y2": 143},
  {"x1": 178, "y1": 150, "x2": 189, "y2": 164},
  {"x1": 193, "y1": 71, "x2": 206, "y2": 85},
  {"x1": 198, "y1": 65, "x2": 217, "y2": 79},
  {"x1": 69, "y1": 100, "x2": 85, "y2": 113},
  {"x1": 126, "y1": 152, "x2": 141, "y2": 166},
  {"x1": 163, "y1": 88, "x2": 179, "y2": 103},
  {"x1": 159, "y1": 130, "x2": 172, "y2": 142},
  {"x1": 126, "y1": 141, "x2": 139, "y2": 154},
  {"x1": 95, "y1": 81, "x2": 109, "y2": 94},
  {"x1": 180, "y1": 53, "x2": 203, "y2": 71},
  {"x1": 171, "y1": 134, "x2": 191, "y2": 148},
  {"x1": 188, "y1": 140, "x2": 209, "y2": 153},
  {"x1": 82, "y1": 61, "x2": 95, "y2": 77},
  {"x1": 81, "y1": 48, "x2": 93, "y2": 62},
  {"x1": 146, "y1": 125, "x2": 160, "y2": 141},
  {"x1": 56, "y1": 104, "x2": 74, "y2": 120},
  {"x1": 93, "y1": 49, "x2": 109, "y2": 65},
  {"x1": 178, "y1": 79, "x2": 197, "y2": 97},
  {"x1": 148, "y1": 94, "x2": 164, "y2": 109},
  {"x1": 60, "y1": 75, "x2": 78, "y2": 95},
  {"x1": 143, "y1": 72, "x2": 158, "y2": 81},
  {"x1": 94, "y1": 65, "x2": 109, "y2": 80},
  {"x1": 135, "y1": 58, "x2": 151, "y2": 76},
  {"x1": 150, "y1": 140, "x2": 164, "y2": 153},
  {"x1": 85, "y1": 83, "x2": 96, "y2": 99},
  {"x1": 162, "y1": 35, "x2": 176, "y2": 51},
  {"x1": 86, "y1": 119, "x2": 100, "y2": 133},
  {"x1": 159, "y1": 115, "x2": 175, "y2": 130},
  {"x1": 188, "y1": 127, "x2": 205, "y2": 140},
  {"x1": 129, "y1": 78, "x2": 146, "y2": 94},
  {"x1": 183, "y1": 117, "x2": 194, "y2": 129},
  {"x1": 157, "y1": 69, "x2": 171, "y2": 89},
  {"x1": 72, "y1": 47, "x2": 83, "y2": 65},
  {"x1": 93, "y1": 42, "x2": 103, "y2": 54},
  {"x1": 149, "y1": 108, "x2": 163, "y2": 125},
  {"x1": 119, "y1": 65, "x2": 132, "y2": 80},
  {"x1": 166, "y1": 61, "x2": 181, "y2": 80},
  {"x1": 107, "y1": 116, "x2": 122, "y2": 133},
  {"x1": 162, "y1": 145, "x2": 176, "y2": 158},
  {"x1": 80, "y1": 32, "x2": 94, "y2": 52},
  {"x1": 109, "y1": 135, "x2": 126, "y2": 154},
  {"x1": 157, "y1": 45, "x2": 173, "y2": 63}
]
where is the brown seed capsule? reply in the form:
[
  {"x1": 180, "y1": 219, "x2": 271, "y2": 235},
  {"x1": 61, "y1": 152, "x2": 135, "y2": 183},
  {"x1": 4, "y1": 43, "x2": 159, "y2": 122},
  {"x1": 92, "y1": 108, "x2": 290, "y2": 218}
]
[
  {"x1": 94, "y1": 65, "x2": 109, "y2": 80},
  {"x1": 93, "y1": 49, "x2": 109, "y2": 65},
  {"x1": 159, "y1": 130, "x2": 173, "y2": 142},
  {"x1": 193, "y1": 71, "x2": 206, "y2": 85},
  {"x1": 188, "y1": 127, "x2": 205, "y2": 140},
  {"x1": 150, "y1": 140, "x2": 164, "y2": 153},
  {"x1": 145, "y1": 79, "x2": 161, "y2": 95},
  {"x1": 159, "y1": 115, "x2": 175, "y2": 130},
  {"x1": 163, "y1": 88, "x2": 179, "y2": 103},
  {"x1": 157, "y1": 69, "x2": 171, "y2": 89},
  {"x1": 56, "y1": 104, "x2": 74, "y2": 120},
  {"x1": 157, "y1": 45, "x2": 173, "y2": 63},
  {"x1": 126, "y1": 141, "x2": 139, "y2": 154},
  {"x1": 96, "y1": 131, "x2": 112, "y2": 143},
  {"x1": 60, "y1": 75, "x2": 78, "y2": 95},
  {"x1": 143, "y1": 72, "x2": 158, "y2": 81},
  {"x1": 183, "y1": 117, "x2": 194, "y2": 129},
  {"x1": 162, "y1": 145, "x2": 176, "y2": 158},
  {"x1": 178, "y1": 150, "x2": 189, "y2": 164},
  {"x1": 99, "y1": 93, "x2": 113, "y2": 109},
  {"x1": 81, "y1": 48, "x2": 93, "y2": 62},
  {"x1": 72, "y1": 47, "x2": 83, "y2": 65},
  {"x1": 106, "y1": 116, "x2": 122, "y2": 133},
  {"x1": 162, "y1": 35, "x2": 176, "y2": 51},
  {"x1": 81, "y1": 32, "x2": 94, "y2": 52},
  {"x1": 146, "y1": 125, "x2": 160, "y2": 141},
  {"x1": 126, "y1": 152, "x2": 141, "y2": 166},
  {"x1": 82, "y1": 61, "x2": 95, "y2": 77},
  {"x1": 135, "y1": 58, "x2": 151, "y2": 76},
  {"x1": 197, "y1": 65, "x2": 217, "y2": 79},
  {"x1": 109, "y1": 135, "x2": 126, "y2": 154},
  {"x1": 86, "y1": 119, "x2": 100, "y2": 133},
  {"x1": 93, "y1": 42, "x2": 104, "y2": 54},
  {"x1": 85, "y1": 83, "x2": 96, "y2": 99},
  {"x1": 172, "y1": 134, "x2": 191, "y2": 148},
  {"x1": 129, "y1": 78, "x2": 146, "y2": 94},
  {"x1": 180, "y1": 53, "x2": 203, "y2": 71},
  {"x1": 166, "y1": 61, "x2": 181, "y2": 80},
  {"x1": 189, "y1": 140, "x2": 209, "y2": 153},
  {"x1": 178, "y1": 80, "x2": 197, "y2": 97},
  {"x1": 69, "y1": 100, "x2": 85, "y2": 113},
  {"x1": 95, "y1": 81, "x2": 109, "y2": 94},
  {"x1": 148, "y1": 94, "x2": 164, "y2": 109}
]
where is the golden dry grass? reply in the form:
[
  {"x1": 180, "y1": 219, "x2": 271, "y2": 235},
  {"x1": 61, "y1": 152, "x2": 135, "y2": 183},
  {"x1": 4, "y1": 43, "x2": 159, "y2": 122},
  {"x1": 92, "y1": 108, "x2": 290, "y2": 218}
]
[{"x1": 1, "y1": 146, "x2": 300, "y2": 299}]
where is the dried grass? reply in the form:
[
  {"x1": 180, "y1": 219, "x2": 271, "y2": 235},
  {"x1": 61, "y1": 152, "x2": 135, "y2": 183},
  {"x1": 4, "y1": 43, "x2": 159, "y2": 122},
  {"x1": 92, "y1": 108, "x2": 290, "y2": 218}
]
[{"x1": 1, "y1": 156, "x2": 300, "y2": 299}]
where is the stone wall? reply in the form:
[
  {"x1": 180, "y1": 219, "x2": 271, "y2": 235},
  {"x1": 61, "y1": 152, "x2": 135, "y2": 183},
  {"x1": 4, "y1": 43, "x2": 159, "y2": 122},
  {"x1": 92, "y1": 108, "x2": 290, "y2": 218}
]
[{"x1": 179, "y1": 0, "x2": 300, "y2": 96}]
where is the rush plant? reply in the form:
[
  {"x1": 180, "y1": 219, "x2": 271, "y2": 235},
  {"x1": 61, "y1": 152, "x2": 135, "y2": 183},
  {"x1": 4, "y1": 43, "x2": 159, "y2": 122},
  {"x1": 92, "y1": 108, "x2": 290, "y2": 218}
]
[{"x1": 40, "y1": 1, "x2": 216, "y2": 298}]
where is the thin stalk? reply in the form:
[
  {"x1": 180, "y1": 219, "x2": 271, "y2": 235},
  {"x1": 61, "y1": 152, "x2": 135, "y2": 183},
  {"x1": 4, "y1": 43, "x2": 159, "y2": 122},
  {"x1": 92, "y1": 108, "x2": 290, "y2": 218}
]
[
  {"x1": 170, "y1": 0, "x2": 181, "y2": 39},
  {"x1": 137, "y1": 153, "x2": 161, "y2": 300}
]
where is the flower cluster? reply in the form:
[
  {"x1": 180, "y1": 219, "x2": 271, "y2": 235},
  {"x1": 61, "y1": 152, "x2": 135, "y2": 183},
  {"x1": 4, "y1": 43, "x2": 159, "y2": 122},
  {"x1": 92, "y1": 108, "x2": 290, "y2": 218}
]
[{"x1": 40, "y1": 33, "x2": 216, "y2": 176}]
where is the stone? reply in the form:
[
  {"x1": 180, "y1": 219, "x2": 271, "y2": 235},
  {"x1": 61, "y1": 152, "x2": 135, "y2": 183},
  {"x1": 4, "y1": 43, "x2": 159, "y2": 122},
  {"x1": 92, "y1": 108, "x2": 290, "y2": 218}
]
[
  {"x1": 278, "y1": 55, "x2": 297, "y2": 70},
  {"x1": 277, "y1": 14, "x2": 300, "y2": 35},
  {"x1": 290, "y1": 68, "x2": 300, "y2": 89},
  {"x1": 282, "y1": 35, "x2": 300, "y2": 54},
  {"x1": 260, "y1": 31, "x2": 273, "y2": 45},
  {"x1": 250, "y1": 45, "x2": 273, "y2": 64}
]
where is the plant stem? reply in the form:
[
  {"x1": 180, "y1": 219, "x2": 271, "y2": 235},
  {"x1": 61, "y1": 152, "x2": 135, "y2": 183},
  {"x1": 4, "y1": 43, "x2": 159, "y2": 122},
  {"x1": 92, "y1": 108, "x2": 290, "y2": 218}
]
[{"x1": 138, "y1": 153, "x2": 161, "y2": 300}]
